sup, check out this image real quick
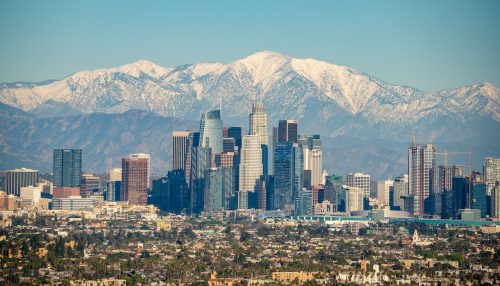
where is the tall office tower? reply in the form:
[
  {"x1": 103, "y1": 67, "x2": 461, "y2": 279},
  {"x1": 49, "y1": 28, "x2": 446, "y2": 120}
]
[
  {"x1": 491, "y1": 186, "x2": 500, "y2": 219},
  {"x1": 214, "y1": 152, "x2": 236, "y2": 209},
  {"x1": 430, "y1": 165, "x2": 464, "y2": 216},
  {"x1": 249, "y1": 103, "x2": 269, "y2": 146},
  {"x1": 391, "y1": 174, "x2": 408, "y2": 211},
  {"x1": 53, "y1": 149, "x2": 82, "y2": 187},
  {"x1": 301, "y1": 189, "x2": 313, "y2": 215},
  {"x1": 471, "y1": 183, "x2": 487, "y2": 217},
  {"x1": 224, "y1": 127, "x2": 243, "y2": 151},
  {"x1": 340, "y1": 186, "x2": 364, "y2": 214},
  {"x1": 452, "y1": 176, "x2": 469, "y2": 217},
  {"x1": 4, "y1": 168, "x2": 38, "y2": 196},
  {"x1": 345, "y1": 173, "x2": 371, "y2": 200},
  {"x1": 200, "y1": 110, "x2": 223, "y2": 154},
  {"x1": 129, "y1": 153, "x2": 151, "y2": 188},
  {"x1": 106, "y1": 181, "x2": 121, "y2": 202},
  {"x1": 298, "y1": 134, "x2": 322, "y2": 186},
  {"x1": 273, "y1": 142, "x2": 293, "y2": 211},
  {"x1": 254, "y1": 176, "x2": 266, "y2": 210},
  {"x1": 168, "y1": 169, "x2": 189, "y2": 213},
  {"x1": 190, "y1": 146, "x2": 211, "y2": 213},
  {"x1": 238, "y1": 135, "x2": 263, "y2": 209},
  {"x1": 109, "y1": 168, "x2": 122, "y2": 182},
  {"x1": 273, "y1": 142, "x2": 303, "y2": 213},
  {"x1": 269, "y1": 126, "x2": 279, "y2": 176},
  {"x1": 80, "y1": 173, "x2": 100, "y2": 197},
  {"x1": 376, "y1": 180, "x2": 394, "y2": 206},
  {"x1": 223, "y1": 137, "x2": 236, "y2": 153},
  {"x1": 484, "y1": 157, "x2": 500, "y2": 196},
  {"x1": 185, "y1": 132, "x2": 200, "y2": 188},
  {"x1": 204, "y1": 168, "x2": 224, "y2": 212},
  {"x1": 121, "y1": 156, "x2": 149, "y2": 205},
  {"x1": 172, "y1": 131, "x2": 190, "y2": 171},
  {"x1": 408, "y1": 143, "x2": 436, "y2": 217},
  {"x1": 278, "y1": 120, "x2": 298, "y2": 143},
  {"x1": 292, "y1": 143, "x2": 304, "y2": 214},
  {"x1": 150, "y1": 170, "x2": 189, "y2": 214}
]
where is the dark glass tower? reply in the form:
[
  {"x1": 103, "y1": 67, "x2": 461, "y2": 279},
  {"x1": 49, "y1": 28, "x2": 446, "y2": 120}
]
[{"x1": 53, "y1": 149, "x2": 82, "y2": 187}]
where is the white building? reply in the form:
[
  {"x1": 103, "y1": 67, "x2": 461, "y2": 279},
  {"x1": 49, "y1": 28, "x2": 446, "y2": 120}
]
[
  {"x1": 249, "y1": 102, "x2": 269, "y2": 146},
  {"x1": 20, "y1": 186, "x2": 42, "y2": 203},
  {"x1": 408, "y1": 143, "x2": 435, "y2": 217},
  {"x1": 52, "y1": 196, "x2": 95, "y2": 211},
  {"x1": 484, "y1": 157, "x2": 500, "y2": 196},
  {"x1": 238, "y1": 135, "x2": 263, "y2": 209},
  {"x1": 342, "y1": 185, "x2": 364, "y2": 214},
  {"x1": 298, "y1": 134, "x2": 322, "y2": 187},
  {"x1": 345, "y1": 173, "x2": 370, "y2": 199},
  {"x1": 376, "y1": 180, "x2": 394, "y2": 206}
]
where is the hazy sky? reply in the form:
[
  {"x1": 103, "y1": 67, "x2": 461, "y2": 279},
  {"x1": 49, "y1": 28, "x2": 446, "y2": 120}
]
[{"x1": 1, "y1": 0, "x2": 499, "y2": 91}]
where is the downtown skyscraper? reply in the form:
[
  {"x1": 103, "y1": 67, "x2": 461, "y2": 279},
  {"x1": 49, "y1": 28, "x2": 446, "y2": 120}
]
[
  {"x1": 53, "y1": 149, "x2": 82, "y2": 187},
  {"x1": 172, "y1": 131, "x2": 190, "y2": 171},
  {"x1": 408, "y1": 143, "x2": 436, "y2": 217},
  {"x1": 200, "y1": 110, "x2": 223, "y2": 154},
  {"x1": 121, "y1": 155, "x2": 149, "y2": 205},
  {"x1": 238, "y1": 135, "x2": 263, "y2": 209}
]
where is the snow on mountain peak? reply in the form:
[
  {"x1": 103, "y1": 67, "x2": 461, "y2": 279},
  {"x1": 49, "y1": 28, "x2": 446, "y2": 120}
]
[{"x1": 229, "y1": 51, "x2": 291, "y2": 83}]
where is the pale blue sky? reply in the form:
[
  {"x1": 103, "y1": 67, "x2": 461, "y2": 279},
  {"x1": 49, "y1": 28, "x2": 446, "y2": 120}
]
[{"x1": 0, "y1": 0, "x2": 499, "y2": 91}]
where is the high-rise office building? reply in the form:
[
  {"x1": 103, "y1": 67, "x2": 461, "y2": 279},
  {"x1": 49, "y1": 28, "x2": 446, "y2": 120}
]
[
  {"x1": 204, "y1": 168, "x2": 224, "y2": 212},
  {"x1": 484, "y1": 157, "x2": 500, "y2": 196},
  {"x1": 376, "y1": 180, "x2": 394, "y2": 206},
  {"x1": 273, "y1": 142, "x2": 303, "y2": 213},
  {"x1": 391, "y1": 174, "x2": 408, "y2": 211},
  {"x1": 345, "y1": 173, "x2": 371, "y2": 200},
  {"x1": 224, "y1": 127, "x2": 242, "y2": 151},
  {"x1": 249, "y1": 103, "x2": 269, "y2": 146},
  {"x1": 408, "y1": 143, "x2": 436, "y2": 217},
  {"x1": 298, "y1": 134, "x2": 322, "y2": 187},
  {"x1": 215, "y1": 152, "x2": 234, "y2": 168},
  {"x1": 340, "y1": 186, "x2": 364, "y2": 214},
  {"x1": 53, "y1": 149, "x2": 82, "y2": 187},
  {"x1": 491, "y1": 186, "x2": 500, "y2": 219},
  {"x1": 278, "y1": 120, "x2": 298, "y2": 143},
  {"x1": 151, "y1": 169, "x2": 189, "y2": 213},
  {"x1": 223, "y1": 137, "x2": 236, "y2": 153},
  {"x1": 172, "y1": 131, "x2": 190, "y2": 171},
  {"x1": 292, "y1": 143, "x2": 304, "y2": 214},
  {"x1": 121, "y1": 156, "x2": 149, "y2": 205},
  {"x1": 106, "y1": 181, "x2": 121, "y2": 202},
  {"x1": 200, "y1": 110, "x2": 223, "y2": 154},
  {"x1": 273, "y1": 142, "x2": 293, "y2": 211},
  {"x1": 471, "y1": 183, "x2": 487, "y2": 217},
  {"x1": 452, "y1": 176, "x2": 469, "y2": 217},
  {"x1": 4, "y1": 168, "x2": 38, "y2": 196},
  {"x1": 185, "y1": 132, "x2": 200, "y2": 188},
  {"x1": 129, "y1": 153, "x2": 151, "y2": 188},
  {"x1": 190, "y1": 146, "x2": 211, "y2": 213},
  {"x1": 238, "y1": 135, "x2": 263, "y2": 209},
  {"x1": 430, "y1": 165, "x2": 464, "y2": 216},
  {"x1": 80, "y1": 173, "x2": 100, "y2": 198}
]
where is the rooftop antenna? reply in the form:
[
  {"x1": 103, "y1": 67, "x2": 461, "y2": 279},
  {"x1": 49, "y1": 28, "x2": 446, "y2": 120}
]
[{"x1": 411, "y1": 131, "x2": 416, "y2": 145}]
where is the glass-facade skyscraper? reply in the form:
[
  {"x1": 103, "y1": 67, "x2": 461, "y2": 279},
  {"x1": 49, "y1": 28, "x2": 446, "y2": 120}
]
[
  {"x1": 408, "y1": 143, "x2": 436, "y2": 217},
  {"x1": 53, "y1": 149, "x2": 82, "y2": 187},
  {"x1": 200, "y1": 110, "x2": 223, "y2": 154}
]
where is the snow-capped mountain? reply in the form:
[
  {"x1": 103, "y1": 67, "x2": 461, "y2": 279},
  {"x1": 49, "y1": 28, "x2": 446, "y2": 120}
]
[
  {"x1": 1, "y1": 51, "x2": 498, "y2": 125},
  {"x1": 1, "y1": 51, "x2": 499, "y2": 178}
]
